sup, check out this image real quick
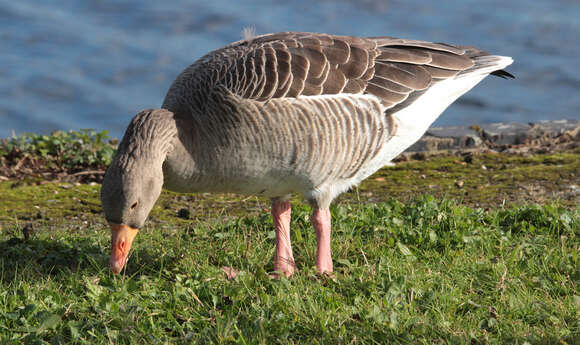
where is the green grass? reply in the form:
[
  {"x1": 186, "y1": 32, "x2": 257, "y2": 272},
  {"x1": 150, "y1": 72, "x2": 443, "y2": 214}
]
[
  {"x1": 0, "y1": 196, "x2": 578, "y2": 344},
  {"x1": 357, "y1": 150, "x2": 580, "y2": 208},
  {"x1": 0, "y1": 132, "x2": 578, "y2": 343}
]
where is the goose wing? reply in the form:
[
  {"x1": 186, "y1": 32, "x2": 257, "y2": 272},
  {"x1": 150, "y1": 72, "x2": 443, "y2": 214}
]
[{"x1": 205, "y1": 32, "x2": 500, "y2": 112}]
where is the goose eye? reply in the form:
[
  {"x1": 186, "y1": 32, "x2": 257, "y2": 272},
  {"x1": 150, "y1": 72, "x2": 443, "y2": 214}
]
[{"x1": 130, "y1": 201, "x2": 138, "y2": 211}]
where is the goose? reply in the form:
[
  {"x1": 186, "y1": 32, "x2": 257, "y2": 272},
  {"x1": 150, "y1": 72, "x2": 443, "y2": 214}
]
[{"x1": 101, "y1": 32, "x2": 513, "y2": 276}]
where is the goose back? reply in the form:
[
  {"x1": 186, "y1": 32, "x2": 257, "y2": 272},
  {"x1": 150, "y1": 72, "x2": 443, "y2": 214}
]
[
  {"x1": 161, "y1": 32, "x2": 513, "y2": 206},
  {"x1": 162, "y1": 32, "x2": 489, "y2": 115}
]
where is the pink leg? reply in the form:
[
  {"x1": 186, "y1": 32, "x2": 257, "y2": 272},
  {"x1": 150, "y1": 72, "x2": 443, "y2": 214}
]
[
  {"x1": 311, "y1": 208, "x2": 333, "y2": 274},
  {"x1": 271, "y1": 199, "x2": 295, "y2": 277}
]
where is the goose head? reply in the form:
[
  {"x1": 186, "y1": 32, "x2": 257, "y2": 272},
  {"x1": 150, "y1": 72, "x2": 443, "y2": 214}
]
[{"x1": 101, "y1": 109, "x2": 176, "y2": 273}]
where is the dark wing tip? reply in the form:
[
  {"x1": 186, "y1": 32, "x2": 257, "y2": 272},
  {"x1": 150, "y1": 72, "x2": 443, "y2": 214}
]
[{"x1": 491, "y1": 69, "x2": 515, "y2": 79}]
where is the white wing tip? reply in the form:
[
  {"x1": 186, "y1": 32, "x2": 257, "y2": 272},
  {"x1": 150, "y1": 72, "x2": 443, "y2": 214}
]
[
  {"x1": 496, "y1": 55, "x2": 514, "y2": 69},
  {"x1": 457, "y1": 55, "x2": 514, "y2": 78}
]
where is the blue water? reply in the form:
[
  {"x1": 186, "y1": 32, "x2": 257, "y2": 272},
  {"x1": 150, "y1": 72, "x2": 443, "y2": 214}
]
[{"x1": 1, "y1": 0, "x2": 579, "y2": 138}]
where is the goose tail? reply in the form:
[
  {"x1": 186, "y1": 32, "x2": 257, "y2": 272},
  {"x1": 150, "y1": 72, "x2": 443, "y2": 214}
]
[{"x1": 457, "y1": 55, "x2": 515, "y2": 79}]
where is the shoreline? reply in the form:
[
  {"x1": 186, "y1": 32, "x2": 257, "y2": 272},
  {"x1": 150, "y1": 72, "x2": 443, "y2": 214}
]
[
  {"x1": 1, "y1": 121, "x2": 578, "y2": 222},
  {"x1": 1, "y1": 119, "x2": 578, "y2": 183},
  {"x1": 402, "y1": 119, "x2": 579, "y2": 157}
]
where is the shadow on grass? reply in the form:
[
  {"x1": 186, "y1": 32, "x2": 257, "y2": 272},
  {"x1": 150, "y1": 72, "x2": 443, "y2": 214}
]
[
  {"x1": 0, "y1": 237, "x2": 106, "y2": 281},
  {"x1": 120, "y1": 247, "x2": 191, "y2": 276},
  {"x1": 0, "y1": 236, "x2": 189, "y2": 282}
]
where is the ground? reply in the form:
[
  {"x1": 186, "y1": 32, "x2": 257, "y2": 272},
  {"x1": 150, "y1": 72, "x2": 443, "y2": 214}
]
[
  {"x1": 1, "y1": 148, "x2": 578, "y2": 229},
  {"x1": 0, "y1": 132, "x2": 578, "y2": 344}
]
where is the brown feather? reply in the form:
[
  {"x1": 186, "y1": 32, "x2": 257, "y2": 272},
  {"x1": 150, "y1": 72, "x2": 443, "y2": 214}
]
[
  {"x1": 342, "y1": 79, "x2": 366, "y2": 94},
  {"x1": 322, "y1": 68, "x2": 347, "y2": 94},
  {"x1": 288, "y1": 47, "x2": 327, "y2": 79},
  {"x1": 323, "y1": 39, "x2": 351, "y2": 65},
  {"x1": 287, "y1": 54, "x2": 309, "y2": 97},
  {"x1": 274, "y1": 70, "x2": 293, "y2": 98},
  {"x1": 274, "y1": 48, "x2": 292, "y2": 92},
  {"x1": 302, "y1": 82, "x2": 324, "y2": 96},
  {"x1": 427, "y1": 50, "x2": 474, "y2": 69},
  {"x1": 361, "y1": 66, "x2": 375, "y2": 81},
  {"x1": 368, "y1": 75, "x2": 413, "y2": 93},
  {"x1": 207, "y1": 32, "x2": 504, "y2": 112},
  {"x1": 340, "y1": 46, "x2": 369, "y2": 79},
  {"x1": 386, "y1": 39, "x2": 465, "y2": 54},
  {"x1": 259, "y1": 46, "x2": 279, "y2": 100},
  {"x1": 241, "y1": 55, "x2": 256, "y2": 98},
  {"x1": 299, "y1": 37, "x2": 325, "y2": 49},
  {"x1": 422, "y1": 65, "x2": 460, "y2": 79},
  {"x1": 249, "y1": 48, "x2": 267, "y2": 99},
  {"x1": 233, "y1": 58, "x2": 247, "y2": 95},
  {"x1": 374, "y1": 62, "x2": 431, "y2": 90},
  {"x1": 342, "y1": 36, "x2": 377, "y2": 50},
  {"x1": 376, "y1": 47, "x2": 432, "y2": 64},
  {"x1": 366, "y1": 82, "x2": 409, "y2": 104},
  {"x1": 306, "y1": 59, "x2": 330, "y2": 87}
]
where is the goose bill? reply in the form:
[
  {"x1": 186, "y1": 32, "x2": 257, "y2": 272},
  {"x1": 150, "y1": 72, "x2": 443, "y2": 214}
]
[{"x1": 110, "y1": 224, "x2": 139, "y2": 273}]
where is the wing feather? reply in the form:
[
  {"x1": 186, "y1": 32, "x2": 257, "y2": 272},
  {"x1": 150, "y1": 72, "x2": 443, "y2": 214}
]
[{"x1": 196, "y1": 32, "x2": 509, "y2": 113}]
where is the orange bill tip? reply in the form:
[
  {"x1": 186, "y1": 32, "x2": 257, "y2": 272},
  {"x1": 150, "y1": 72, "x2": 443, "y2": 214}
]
[{"x1": 109, "y1": 224, "x2": 139, "y2": 274}]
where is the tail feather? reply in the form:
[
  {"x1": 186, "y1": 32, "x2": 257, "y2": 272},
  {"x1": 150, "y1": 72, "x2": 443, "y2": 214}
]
[
  {"x1": 457, "y1": 55, "x2": 514, "y2": 78},
  {"x1": 491, "y1": 69, "x2": 515, "y2": 79}
]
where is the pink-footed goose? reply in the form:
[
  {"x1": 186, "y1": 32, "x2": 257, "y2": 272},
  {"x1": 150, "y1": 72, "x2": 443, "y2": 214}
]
[{"x1": 101, "y1": 32, "x2": 513, "y2": 276}]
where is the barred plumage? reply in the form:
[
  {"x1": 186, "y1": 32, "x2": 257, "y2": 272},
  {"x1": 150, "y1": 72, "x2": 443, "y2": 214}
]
[
  {"x1": 102, "y1": 31, "x2": 513, "y2": 275},
  {"x1": 160, "y1": 31, "x2": 513, "y2": 208}
]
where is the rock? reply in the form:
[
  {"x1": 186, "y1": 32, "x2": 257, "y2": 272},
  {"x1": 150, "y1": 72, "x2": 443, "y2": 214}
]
[
  {"x1": 481, "y1": 120, "x2": 580, "y2": 146},
  {"x1": 462, "y1": 152, "x2": 474, "y2": 163},
  {"x1": 410, "y1": 152, "x2": 426, "y2": 160},
  {"x1": 480, "y1": 122, "x2": 532, "y2": 145},
  {"x1": 407, "y1": 136, "x2": 454, "y2": 152},
  {"x1": 407, "y1": 125, "x2": 482, "y2": 152},
  {"x1": 177, "y1": 208, "x2": 191, "y2": 219},
  {"x1": 22, "y1": 223, "x2": 34, "y2": 241},
  {"x1": 532, "y1": 119, "x2": 579, "y2": 137},
  {"x1": 403, "y1": 119, "x2": 579, "y2": 154},
  {"x1": 427, "y1": 125, "x2": 483, "y2": 148}
]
